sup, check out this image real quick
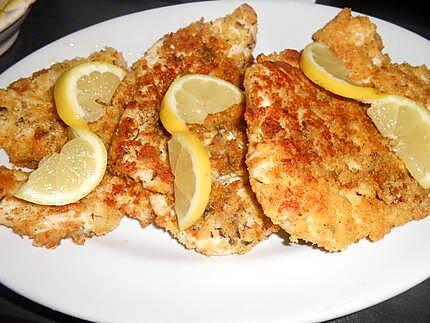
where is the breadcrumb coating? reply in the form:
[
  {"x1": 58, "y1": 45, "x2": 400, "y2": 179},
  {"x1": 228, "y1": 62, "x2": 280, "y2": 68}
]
[
  {"x1": 245, "y1": 50, "x2": 430, "y2": 251},
  {"x1": 152, "y1": 103, "x2": 277, "y2": 256},
  {"x1": 313, "y1": 8, "x2": 430, "y2": 108},
  {"x1": 108, "y1": 4, "x2": 257, "y2": 194},
  {"x1": 313, "y1": 8, "x2": 390, "y2": 84},
  {"x1": 108, "y1": 4, "x2": 276, "y2": 255},
  {"x1": 0, "y1": 167, "x2": 152, "y2": 248},
  {"x1": 0, "y1": 49, "x2": 155, "y2": 248},
  {"x1": 0, "y1": 48, "x2": 127, "y2": 168}
]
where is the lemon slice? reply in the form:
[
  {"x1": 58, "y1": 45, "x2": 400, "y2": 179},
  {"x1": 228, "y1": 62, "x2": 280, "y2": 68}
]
[
  {"x1": 160, "y1": 74, "x2": 243, "y2": 133},
  {"x1": 13, "y1": 128, "x2": 107, "y2": 205},
  {"x1": 366, "y1": 95, "x2": 430, "y2": 188},
  {"x1": 54, "y1": 61, "x2": 126, "y2": 128},
  {"x1": 168, "y1": 131, "x2": 211, "y2": 230},
  {"x1": 300, "y1": 42, "x2": 382, "y2": 101}
]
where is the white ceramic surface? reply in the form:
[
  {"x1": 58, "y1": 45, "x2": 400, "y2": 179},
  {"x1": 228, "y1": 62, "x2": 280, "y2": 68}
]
[{"x1": 0, "y1": 1, "x2": 429, "y2": 323}]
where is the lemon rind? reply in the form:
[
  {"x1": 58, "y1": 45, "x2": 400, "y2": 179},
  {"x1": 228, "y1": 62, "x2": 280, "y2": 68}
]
[
  {"x1": 160, "y1": 74, "x2": 243, "y2": 134},
  {"x1": 54, "y1": 62, "x2": 126, "y2": 129},
  {"x1": 13, "y1": 129, "x2": 107, "y2": 205},
  {"x1": 300, "y1": 42, "x2": 383, "y2": 101}
]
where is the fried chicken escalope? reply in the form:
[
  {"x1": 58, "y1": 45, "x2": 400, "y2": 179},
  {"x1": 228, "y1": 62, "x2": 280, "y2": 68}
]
[
  {"x1": 244, "y1": 49, "x2": 430, "y2": 251},
  {"x1": 108, "y1": 4, "x2": 277, "y2": 255}
]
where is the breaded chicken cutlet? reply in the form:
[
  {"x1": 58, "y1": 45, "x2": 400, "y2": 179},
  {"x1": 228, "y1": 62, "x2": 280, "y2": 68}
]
[
  {"x1": 0, "y1": 167, "x2": 152, "y2": 248},
  {"x1": 0, "y1": 49, "x2": 154, "y2": 248},
  {"x1": 152, "y1": 102, "x2": 277, "y2": 255},
  {"x1": 109, "y1": 4, "x2": 257, "y2": 193},
  {"x1": 0, "y1": 48, "x2": 127, "y2": 169},
  {"x1": 244, "y1": 50, "x2": 430, "y2": 251},
  {"x1": 313, "y1": 8, "x2": 430, "y2": 107},
  {"x1": 109, "y1": 4, "x2": 277, "y2": 255}
]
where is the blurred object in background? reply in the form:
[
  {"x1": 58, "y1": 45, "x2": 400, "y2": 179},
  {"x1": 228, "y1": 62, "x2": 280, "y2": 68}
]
[{"x1": 0, "y1": 0, "x2": 36, "y2": 55}]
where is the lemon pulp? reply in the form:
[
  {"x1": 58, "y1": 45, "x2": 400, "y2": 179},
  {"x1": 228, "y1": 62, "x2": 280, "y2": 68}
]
[
  {"x1": 160, "y1": 74, "x2": 243, "y2": 133},
  {"x1": 366, "y1": 95, "x2": 430, "y2": 188},
  {"x1": 54, "y1": 62, "x2": 126, "y2": 128},
  {"x1": 168, "y1": 131, "x2": 211, "y2": 230},
  {"x1": 300, "y1": 42, "x2": 382, "y2": 101},
  {"x1": 13, "y1": 129, "x2": 107, "y2": 205}
]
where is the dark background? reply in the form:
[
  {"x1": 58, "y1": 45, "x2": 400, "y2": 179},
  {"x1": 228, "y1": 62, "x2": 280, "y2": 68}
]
[{"x1": 0, "y1": 1, "x2": 429, "y2": 322}]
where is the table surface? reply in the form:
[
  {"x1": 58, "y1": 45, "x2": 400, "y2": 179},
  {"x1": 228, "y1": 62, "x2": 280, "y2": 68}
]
[{"x1": 0, "y1": 0, "x2": 429, "y2": 322}]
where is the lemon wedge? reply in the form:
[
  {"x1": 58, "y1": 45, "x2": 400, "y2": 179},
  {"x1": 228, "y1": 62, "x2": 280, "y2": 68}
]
[
  {"x1": 160, "y1": 74, "x2": 243, "y2": 133},
  {"x1": 300, "y1": 42, "x2": 430, "y2": 189},
  {"x1": 300, "y1": 42, "x2": 382, "y2": 101},
  {"x1": 168, "y1": 131, "x2": 211, "y2": 230},
  {"x1": 54, "y1": 61, "x2": 126, "y2": 128},
  {"x1": 13, "y1": 128, "x2": 107, "y2": 205},
  {"x1": 366, "y1": 95, "x2": 430, "y2": 188}
]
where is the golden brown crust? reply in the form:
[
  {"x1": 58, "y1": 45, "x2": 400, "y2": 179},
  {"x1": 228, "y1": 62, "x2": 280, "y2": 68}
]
[
  {"x1": 0, "y1": 47, "x2": 127, "y2": 168},
  {"x1": 312, "y1": 8, "x2": 390, "y2": 84},
  {"x1": 0, "y1": 48, "x2": 156, "y2": 248},
  {"x1": 371, "y1": 63, "x2": 430, "y2": 107},
  {"x1": 0, "y1": 166, "x2": 27, "y2": 198},
  {"x1": 108, "y1": 4, "x2": 257, "y2": 193},
  {"x1": 0, "y1": 167, "x2": 153, "y2": 248},
  {"x1": 152, "y1": 103, "x2": 277, "y2": 256},
  {"x1": 106, "y1": 4, "x2": 276, "y2": 255},
  {"x1": 313, "y1": 8, "x2": 430, "y2": 107},
  {"x1": 245, "y1": 50, "x2": 430, "y2": 251}
]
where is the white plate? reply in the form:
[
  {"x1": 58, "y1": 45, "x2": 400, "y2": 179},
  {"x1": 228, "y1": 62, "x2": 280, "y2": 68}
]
[{"x1": 1, "y1": 1, "x2": 429, "y2": 322}]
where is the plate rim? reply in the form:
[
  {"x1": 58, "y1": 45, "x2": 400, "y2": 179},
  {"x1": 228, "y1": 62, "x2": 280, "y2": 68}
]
[{"x1": 0, "y1": 1, "x2": 429, "y2": 323}]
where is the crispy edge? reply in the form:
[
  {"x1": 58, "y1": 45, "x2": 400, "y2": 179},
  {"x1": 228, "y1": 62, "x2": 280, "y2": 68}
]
[
  {"x1": 244, "y1": 50, "x2": 430, "y2": 251},
  {"x1": 0, "y1": 167, "x2": 153, "y2": 248},
  {"x1": 0, "y1": 47, "x2": 127, "y2": 168},
  {"x1": 108, "y1": 4, "x2": 257, "y2": 193}
]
